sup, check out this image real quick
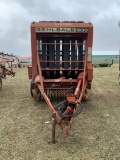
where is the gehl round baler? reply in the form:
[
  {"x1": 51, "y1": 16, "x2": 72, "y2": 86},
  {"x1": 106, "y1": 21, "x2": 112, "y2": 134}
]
[{"x1": 28, "y1": 21, "x2": 93, "y2": 143}]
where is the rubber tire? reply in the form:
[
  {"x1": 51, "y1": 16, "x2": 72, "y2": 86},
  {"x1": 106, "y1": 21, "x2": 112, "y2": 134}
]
[
  {"x1": 30, "y1": 80, "x2": 34, "y2": 97},
  {"x1": 0, "y1": 78, "x2": 2, "y2": 91},
  {"x1": 118, "y1": 73, "x2": 120, "y2": 85}
]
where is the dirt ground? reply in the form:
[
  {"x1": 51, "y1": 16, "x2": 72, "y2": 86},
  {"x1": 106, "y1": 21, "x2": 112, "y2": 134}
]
[{"x1": 0, "y1": 64, "x2": 120, "y2": 160}]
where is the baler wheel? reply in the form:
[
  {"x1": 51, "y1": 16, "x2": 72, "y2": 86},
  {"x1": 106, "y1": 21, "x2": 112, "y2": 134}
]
[
  {"x1": 118, "y1": 73, "x2": 120, "y2": 85},
  {"x1": 30, "y1": 80, "x2": 34, "y2": 97},
  {"x1": 0, "y1": 78, "x2": 2, "y2": 91},
  {"x1": 83, "y1": 88, "x2": 91, "y2": 100},
  {"x1": 30, "y1": 80, "x2": 42, "y2": 100}
]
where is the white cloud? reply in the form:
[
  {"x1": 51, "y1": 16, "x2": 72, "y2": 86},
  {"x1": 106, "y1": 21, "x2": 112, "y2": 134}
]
[{"x1": 0, "y1": 0, "x2": 120, "y2": 56}]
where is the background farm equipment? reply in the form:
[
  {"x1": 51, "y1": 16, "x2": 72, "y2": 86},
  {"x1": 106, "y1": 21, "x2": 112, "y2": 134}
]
[
  {"x1": 28, "y1": 21, "x2": 93, "y2": 142},
  {"x1": 93, "y1": 62, "x2": 112, "y2": 67},
  {"x1": 0, "y1": 52, "x2": 19, "y2": 90},
  {"x1": 92, "y1": 58, "x2": 113, "y2": 67},
  {"x1": 18, "y1": 56, "x2": 32, "y2": 68}
]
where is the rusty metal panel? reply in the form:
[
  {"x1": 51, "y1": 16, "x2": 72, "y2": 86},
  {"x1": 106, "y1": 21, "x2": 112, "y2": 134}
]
[{"x1": 28, "y1": 66, "x2": 32, "y2": 79}]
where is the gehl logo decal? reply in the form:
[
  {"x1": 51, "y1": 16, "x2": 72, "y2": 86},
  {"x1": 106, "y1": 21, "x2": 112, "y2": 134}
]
[{"x1": 36, "y1": 28, "x2": 88, "y2": 33}]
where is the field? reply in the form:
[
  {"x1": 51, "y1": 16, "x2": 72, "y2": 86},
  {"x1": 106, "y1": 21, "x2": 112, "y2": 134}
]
[{"x1": 0, "y1": 64, "x2": 120, "y2": 160}]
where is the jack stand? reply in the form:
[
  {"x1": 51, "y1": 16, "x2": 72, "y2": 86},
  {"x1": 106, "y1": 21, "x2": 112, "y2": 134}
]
[{"x1": 48, "y1": 112, "x2": 57, "y2": 144}]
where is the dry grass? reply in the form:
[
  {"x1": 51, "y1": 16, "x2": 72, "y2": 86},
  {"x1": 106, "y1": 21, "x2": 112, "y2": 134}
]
[{"x1": 0, "y1": 64, "x2": 120, "y2": 160}]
